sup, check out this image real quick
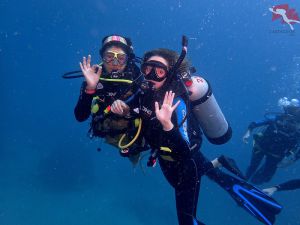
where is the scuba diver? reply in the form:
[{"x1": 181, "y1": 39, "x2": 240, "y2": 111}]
[
  {"x1": 277, "y1": 143, "x2": 300, "y2": 168},
  {"x1": 243, "y1": 97, "x2": 300, "y2": 185},
  {"x1": 111, "y1": 37, "x2": 282, "y2": 225},
  {"x1": 263, "y1": 179, "x2": 300, "y2": 196},
  {"x1": 73, "y1": 34, "x2": 148, "y2": 164}
]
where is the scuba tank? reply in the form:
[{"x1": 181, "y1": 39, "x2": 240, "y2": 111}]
[
  {"x1": 169, "y1": 36, "x2": 231, "y2": 145},
  {"x1": 187, "y1": 76, "x2": 232, "y2": 145}
]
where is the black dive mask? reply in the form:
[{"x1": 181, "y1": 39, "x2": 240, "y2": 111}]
[{"x1": 141, "y1": 60, "x2": 168, "y2": 82}]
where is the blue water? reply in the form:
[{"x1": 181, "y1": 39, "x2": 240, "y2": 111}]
[{"x1": 1, "y1": 0, "x2": 300, "y2": 224}]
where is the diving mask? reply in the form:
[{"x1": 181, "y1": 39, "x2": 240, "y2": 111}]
[
  {"x1": 141, "y1": 60, "x2": 168, "y2": 82},
  {"x1": 103, "y1": 51, "x2": 128, "y2": 66}
]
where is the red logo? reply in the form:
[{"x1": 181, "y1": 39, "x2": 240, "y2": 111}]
[{"x1": 269, "y1": 4, "x2": 300, "y2": 30}]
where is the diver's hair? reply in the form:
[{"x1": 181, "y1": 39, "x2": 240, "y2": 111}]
[{"x1": 142, "y1": 48, "x2": 190, "y2": 75}]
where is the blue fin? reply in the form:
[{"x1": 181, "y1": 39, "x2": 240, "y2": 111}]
[{"x1": 230, "y1": 178, "x2": 282, "y2": 225}]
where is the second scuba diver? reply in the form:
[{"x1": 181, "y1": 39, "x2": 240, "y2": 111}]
[
  {"x1": 243, "y1": 97, "x2": 300, "y2": 184},
  {"x1": 74, "y1": 34, "x2": 148, "y2": 164},
  {"x1": 111, "y1": 38, "x2": 282, "y2": 225}
]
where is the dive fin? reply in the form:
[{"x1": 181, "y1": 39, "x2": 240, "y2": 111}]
[
  {"x1": 207, "y1": 169, "x2": 282, "y2": 224},
  {"x1": 218, "y1": 155, "x2": 246, "y2": 180},
  {"x1": 226, "y1": 174, "x2": 282, "y2": 225}
]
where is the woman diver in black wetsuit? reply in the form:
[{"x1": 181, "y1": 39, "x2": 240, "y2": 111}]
[
  {"x1": 72, "y1": 34, "x2": 147, "y2": 164},
  {"x1": 111, "y1": 37, "x2": 282, "y2": 225}
]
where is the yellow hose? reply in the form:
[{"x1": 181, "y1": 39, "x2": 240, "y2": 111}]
[
  {"x1": 99, "y1": 78, "x2": 133, "y2": 84},
  {"x1": 118, "y1": 118, "x2": 142, "y2": 149}
]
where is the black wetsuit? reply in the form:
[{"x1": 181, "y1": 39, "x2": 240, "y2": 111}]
[
  {"x1": 74, "y1": 65, "x2": 144, "y2": 150},
  {"x1": 246, "y1": 114, "x2": 300, "y2": 184},
  {"x1": 276, "y1": 179, "x2": 300, "y2": 191},
  {"x1": 75, "y1": 65, "x2": 140, "y2": 120},
  {"x1": 74, "y1": 79, "x2": 137, "y2": 126},
  {"x1": 128, "y1": 85, "x2": 232, "y2": 225}
]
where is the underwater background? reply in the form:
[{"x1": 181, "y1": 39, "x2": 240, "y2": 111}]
[{"x1": 1, "y1": 0, "x2": 300, "y2": 224}]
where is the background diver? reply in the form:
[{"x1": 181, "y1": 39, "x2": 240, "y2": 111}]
[{"x1": 243, "y1": 97, "x2": 300, "y2": 184}]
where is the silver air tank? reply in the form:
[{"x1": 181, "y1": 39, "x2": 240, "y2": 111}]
[{"x1": 188, "y1": 76, "x2": 232, "y2": 145}]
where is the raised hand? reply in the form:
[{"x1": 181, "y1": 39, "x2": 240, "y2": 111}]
[
  {"x1": 79, "y1": 55, "x2": 102, "y2": 90},
  {"x1": 242, "y1": 130, "x2": 251, "y2": 144},
  {"x1": 155, "y1": 91, "x2": 180, "y2": 131},
  {"x1": 262, "y1": 187, "x2": 278, "y2": 196}
]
